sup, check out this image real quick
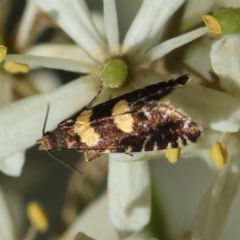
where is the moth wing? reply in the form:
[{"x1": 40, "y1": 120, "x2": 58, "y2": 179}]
[
  {"x1": 79, "y1": 102, "x2": 201, "y2": 153},
  {"x1": 109, "y1": 103, "x2": 201, "y2": 152}
]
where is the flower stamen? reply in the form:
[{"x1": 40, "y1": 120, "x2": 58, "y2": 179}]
[
  {"x1": 26, "y1": 201, "x2": 49, "y2": 233},
  {"x1": 210, "y1": 142, "x2": 228, "y2": 167},
  {"x1": 4, "y1": 61, "x2": 29, "y2": 73},
  {"x1": 165, "y1": 148, "x2": 181, "y2": 163},
  {"x1": 203, "y1": 8, "x2": 240, "y2": 35},
  {"x1": 202, "y1": 15, "x2": 222, "y2": 35}
]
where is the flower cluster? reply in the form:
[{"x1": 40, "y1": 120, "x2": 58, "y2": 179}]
[{"x1": 1, "y1": 0, "x2": 240, "y2": 240}]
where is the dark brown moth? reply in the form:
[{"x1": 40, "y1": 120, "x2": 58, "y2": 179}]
[{"x1": 37, "y1": 75, "x2": 201, "y2": 159}]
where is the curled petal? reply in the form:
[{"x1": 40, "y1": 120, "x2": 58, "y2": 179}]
[
  {"x1": 108, "y1": 160, "x2": 151, "y2": 239},
  {"x1": 0, "y1": 151, "x2": 25, "y2": 177},
  {"x1": 62, "y1": 195, "x2": 118, "y2": 240}
]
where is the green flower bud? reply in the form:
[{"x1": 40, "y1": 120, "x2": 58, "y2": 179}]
[{"x1": 101, "y1": 58, "x2": 128, "y2": 88}]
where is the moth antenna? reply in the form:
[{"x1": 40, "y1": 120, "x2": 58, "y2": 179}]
[
  {"x1": 41, "y1": 105, "x2": 81, "y2": 174},
  {"x1": 48, "y1": 151, "x2": 82, "y2": 175},
  {"x1": 43, "y1": 104, "x2": 50, "y2": 136}
]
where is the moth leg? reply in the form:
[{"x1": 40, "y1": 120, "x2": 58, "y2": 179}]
[
  {"x1": 84, "y1": 152, "x2": 89, "y2": 161},
  {"x1": 142, "y1": 135, "x2": 152, "y2": 151},
  {"x1": 84, "y1": 152, "x2": 102, "y2": 161},
  {"x1": 125, "y1": 152, "x2": 134, "y2": 157}
]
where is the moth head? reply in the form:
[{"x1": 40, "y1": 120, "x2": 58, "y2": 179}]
[
  {"x1": 37, "y1": 104, "x2": 58, "y2": 151},
  {"x1": 37, "y1": 131, "x2": 55, "y2": 151}
]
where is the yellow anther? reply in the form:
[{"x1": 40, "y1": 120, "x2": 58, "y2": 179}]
[
  {"x1": 4, "y1": 61, "x2": 29, "y2": 73},
  {"x1": 27, "y1": 201, "x2": 49, "y2": 233},
  {"x1": 165, "y1": 148, "x2": 181, "y2": 163},
  {"x1": 202, "y1": 15, "x2": 222, "y2": 35},
  {"x1": 210, "y1": 142, "x2": 228, "y2": 167},
  {"x1": 0, "y1": 45, "x2": 7, "y2": 63}
]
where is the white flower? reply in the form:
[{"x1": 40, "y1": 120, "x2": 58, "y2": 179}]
[
  {"x1": 188, "y1": 34, "x2": 240, "y2": 240},
  {"x1": 1, "y1": 2, "x2": 208, "y2": 237},
  {"x1": 4, "y1": 0, "x2": 240, "y2": 240},
  {"x1": 1, "y1": 0, "x2": 207, "y2": 171}
]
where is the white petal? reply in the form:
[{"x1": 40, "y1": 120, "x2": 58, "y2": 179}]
[
  {"x1": 5, "y1": 54, "x2": 99, "y2": 74},
  {"x1": 91, "y1": 12, "x2": 106, "y2": 39},
  {"x1": 103, "y1": 0, "x2": 119, "y2": 55},
  {"x1": 168, "y1": 82, "x2": 240, "y2": 132},
  {"x1": 108, "y1": 160, "x2": 151, "y2": 238},
  {"x1": 0, "y1": 73, "x2": 14, "y2": 106},
  {"x1": 28, "y1": 69, "x2": 62, "y2": 93},
  {"x1": 16, "y1": 1, "x2": 39, "y2": 51},
  {"x1": 211, "y1": 34, "x2": 240, "y2": 100},
  {"x1": 122, "y1": 0, "x2": 184, "y2": 55},
  {"x1": 192, "y1": 135, "x2": 240, "y2": 240},
  {"x1": 25, "y1": 44, "x2": 97, "y2": 64},
  {"x1": 133, "y1": 27, "x2": 208, "y2": 68},
  {"x1": 184, "y1": 38, "x2": 212, "y2": 81},
  {"x1": 0, "y1": 151, "x2": 25, "y2": 177},
  {"x1": 0, "y1": 187, "x2": 15, "y2": 240},
  {"x1": 61, "y1": 194, "x2": 118, "y2": 240},
  {"x1": 33, "y1": 0, "x2": 108, "y2": 62},
  {"x1": 0, "y1": 75, "x2": 99, "y2": 162}
]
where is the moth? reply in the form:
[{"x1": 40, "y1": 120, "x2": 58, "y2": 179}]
[{"x1": 37, "y1": 75, "x2": 201, "y2": 160}]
